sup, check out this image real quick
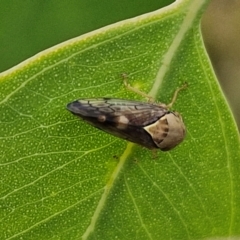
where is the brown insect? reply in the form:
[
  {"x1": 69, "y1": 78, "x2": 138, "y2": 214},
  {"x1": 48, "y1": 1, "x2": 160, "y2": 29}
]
[{"x1": 67, "y1": 78, "x2": 186, "y2": 151}]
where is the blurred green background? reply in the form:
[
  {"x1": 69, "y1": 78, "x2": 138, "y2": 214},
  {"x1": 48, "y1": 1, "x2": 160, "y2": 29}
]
[
  {"x1": 0, "y1": 0, "x2": 172, "y2": 71},
  {"x1": 1, "y1": 0, "x2": 239, "y2": 129}
]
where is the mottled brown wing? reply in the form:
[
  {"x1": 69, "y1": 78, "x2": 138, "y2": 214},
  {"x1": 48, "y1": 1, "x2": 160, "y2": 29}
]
[{"x1": 66, "y1": 98, "x2": 169, "y2": 149}]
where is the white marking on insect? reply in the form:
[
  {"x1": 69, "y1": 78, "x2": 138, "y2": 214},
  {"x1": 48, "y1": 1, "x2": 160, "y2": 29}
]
[
  {"x1": 97, "y1": 115, "x2": 106, "y2": 122},
  {"x1": 115, "y1": 116, "x2": 129, "y2": 130}
]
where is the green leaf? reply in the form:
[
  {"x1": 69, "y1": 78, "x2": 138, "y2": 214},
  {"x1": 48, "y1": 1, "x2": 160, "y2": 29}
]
[{"x1": 1, "y1": 0, "x2": 240, "y2": 239}]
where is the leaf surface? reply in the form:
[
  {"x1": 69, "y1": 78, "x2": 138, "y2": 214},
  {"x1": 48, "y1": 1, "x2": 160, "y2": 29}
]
[{"x1": 1, "y1": 0, "x2": 240, "y2": 239}]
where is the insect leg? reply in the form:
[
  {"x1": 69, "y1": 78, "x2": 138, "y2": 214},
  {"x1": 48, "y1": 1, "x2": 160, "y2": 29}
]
[
  {"x1": 121, "y1": 73, "x2": 154, "y2": 103},
  {"x1": 151, "y1": 149, "x2": 158, "y2": 159},
  {"x1": 166, "y1": 83, "x2": 188, "y2": 109}
]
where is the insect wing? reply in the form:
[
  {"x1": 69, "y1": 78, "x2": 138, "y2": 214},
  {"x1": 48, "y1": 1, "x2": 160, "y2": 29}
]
[{"x1": 67, "y1": 98, "x2": 168, "y2": 149}]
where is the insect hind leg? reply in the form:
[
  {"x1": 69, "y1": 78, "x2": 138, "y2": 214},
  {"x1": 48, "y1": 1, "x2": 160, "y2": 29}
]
[{"x1": 121, "y1": 73, "x2": 154, "y2": 103}]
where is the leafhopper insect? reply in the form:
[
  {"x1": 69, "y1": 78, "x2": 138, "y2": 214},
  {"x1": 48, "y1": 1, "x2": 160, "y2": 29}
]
[{"x1": 67, "y1": 79, "x2": 186, "y2": 151}]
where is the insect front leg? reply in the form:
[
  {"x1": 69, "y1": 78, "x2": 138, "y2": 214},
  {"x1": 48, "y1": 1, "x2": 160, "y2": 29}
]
[
  {"x1": 166, "y1": 83, "x2": 188, "y2": 109},
  {"x1": 151, "y1": 149, "x2": 158, "y2": 159}
]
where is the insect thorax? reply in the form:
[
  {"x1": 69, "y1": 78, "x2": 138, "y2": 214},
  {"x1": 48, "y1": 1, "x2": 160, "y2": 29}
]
[{"x1": 144, "y1": 111, "x2": 186, "y2": 151}]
